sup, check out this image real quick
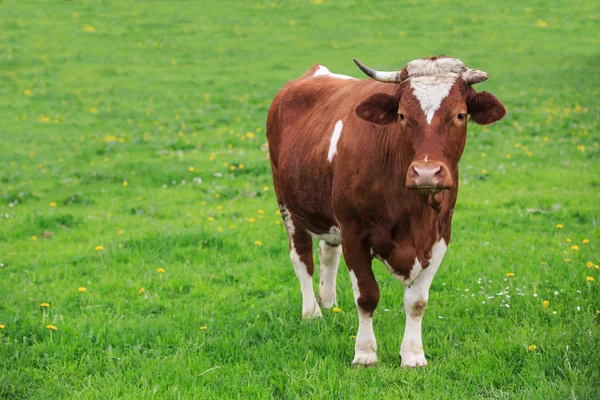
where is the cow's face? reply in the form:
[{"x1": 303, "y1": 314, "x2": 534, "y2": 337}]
[{"x1": 354, "y1": 57, "x2": 506, "y2": 193}]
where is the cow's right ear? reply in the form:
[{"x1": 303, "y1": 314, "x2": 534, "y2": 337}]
[{"x1": 355, "y1": 93, "x2": 399, "y2": 125}]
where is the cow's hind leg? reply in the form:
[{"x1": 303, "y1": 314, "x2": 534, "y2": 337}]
[
  {"x1": 318, "y1": 241, "x2": 342, "y2": 308},
  {"x1": 280, "y1": 206, "x2": 322, "y2": 319}
]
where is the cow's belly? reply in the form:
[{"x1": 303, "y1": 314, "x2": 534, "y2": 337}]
[{"x1": 308, "y1": 226, "x2": 342, "y2": 245}]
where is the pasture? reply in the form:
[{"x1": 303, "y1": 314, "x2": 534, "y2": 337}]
[{"x1": 1, "y1": 0, "x2": 599, "y2": 398}]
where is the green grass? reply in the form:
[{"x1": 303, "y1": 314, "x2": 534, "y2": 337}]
[{"x1": 1, "y1": 0, "x2": 599, "y2": 398}]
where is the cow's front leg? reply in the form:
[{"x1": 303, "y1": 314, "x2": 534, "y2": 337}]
[
  {"x1": 400, "y1": 240, "x2": 447, "y2": 367},
  {"x1": 343, "y1": 236, "x2": 379, "y2": 367}
]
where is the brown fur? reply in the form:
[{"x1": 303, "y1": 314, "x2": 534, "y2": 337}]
[{"x1": 267, "y1": 60, "x2": 505, "y2": 319}]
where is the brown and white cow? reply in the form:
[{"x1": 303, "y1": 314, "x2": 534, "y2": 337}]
[{"x1": 266, "y1": 56, "x2": 505, "y2": 367}]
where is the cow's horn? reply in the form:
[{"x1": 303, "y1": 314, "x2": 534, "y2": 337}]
[
  {"x1": 353, "y1": 58, "x2": 403, "y2": 83},
  {"x1": 462, "y1": 69, "x2": 488, "y2": 85}
]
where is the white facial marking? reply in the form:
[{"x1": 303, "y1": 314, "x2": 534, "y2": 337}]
[
  {"x1": 327, "y1": 120, "x2": 343, "y2": 162},
  {"x1": 318, "y1": 241, "x2": 342, "y2": 308},
  {"x1": 406, "y1": 58, "x2": 466, "y2": 125},
  {"x1": 424, "y1": 155, "x2": 428, "y2": 163},
  {"x1": 400, "y1": 239, "x2": 447, "y2": 367},
  {"x1": 290, "y1": 247, "x2": 322, "y2": 319},
  {"x1": 308, "y1": 226, "x2": 341, "y2": 244},
  {"x1": 313, "y1": 64, "x2": 355, "y2": 80},
  {"x1": 349, "y1": 270, "x2": 378, "y2": 366}
]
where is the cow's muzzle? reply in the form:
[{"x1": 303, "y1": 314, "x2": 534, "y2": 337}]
[{"x1": 406, "y1": 161, "x2": 453, "y2": 193}]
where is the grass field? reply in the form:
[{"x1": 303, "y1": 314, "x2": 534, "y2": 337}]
[{"x1": 1, "y1": 0, "x2": 599, "y2": 398}]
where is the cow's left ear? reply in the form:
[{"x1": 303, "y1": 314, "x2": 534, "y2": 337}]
[
  {"x1": 355, "y1": 93, "x2": 399, "y2": 125},
  {"x1": 467, "y1": 91, "x2": 506, "y2": 125}
]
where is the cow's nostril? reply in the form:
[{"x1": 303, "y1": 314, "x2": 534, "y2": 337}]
[
  {"x1": 433, "y1": 167, "x2": 442, "y2": 177},
  {"x1": 412, "y1": 166, "x2": 420, "y2": 177}
]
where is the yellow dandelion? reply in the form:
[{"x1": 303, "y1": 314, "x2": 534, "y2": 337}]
[
  {"x1": 528, "y1": 344, "x2": 537, "y2": 351},
  {"x1": 245, "y1": 132, "x2": 255, "y2": 139},
  {"x1": 217, "y1": 227, "x2": 223, "y2": 232},
  {"x1": 229, "y1": 165, "x2": 236, "y2": 171},
  {"x1": 118, "y1": 229, "x2": 124, "y2": 235},
  {"x1": 582, "y1": 239, "x2": 590, "y2": 244},
  {"x1": 208, "y1": 217, "x2": 214, "y2": 221},
  {"x1": 263, "y1": 186, "x2": 269, "y2": 191},
  {"x1": 46, "y1": 325, "x2": 57, "y2": 331},
  {"x1": 238, "y1": 164, "x2": 245, "y2": 169},
  {"x1": 122, "y1": 180, "x2": 128, "y2": 187},
  {"x1": 138, "y1": 288, "x2": 145, "y2": 294},
  {"x1": 565, "y1": 258, "x2": 571, "y2": 262},
  {"x1": 481, "y1": 169, "x2": 487, "y2": 174},
  {"x1": 200, "y1": 326, "x2": 207, "y2": 330},
  {"x1": 188, "y1": 166, "x2": 195, "y2": 172},
  {"x1": 32, "y1": 236, "x2": 38, "y2": 241},
  {"x1": 95, "y1": 245, "x2": 104, "y2": 251},
  {"x1": 555, "y1": 224, "x2": 563, "y2": 229},
  {"x1": 258, "y1": 209, "x2": 265, "y2": 214},
  {"x1": 81, "y1": 24, "x2": 96, "y2": 32},
  {"x1": 505, "y1": 272, "x2": 515, "y2": 277},
  {"x1": 249, "y1": 218, "x2": 255, "y2": 223},
  {"x1": 0, "y1": 324, "x2": 5, "y2": 329},
  {"x1": 542, "y1": 300, "x2": 549, "y2": 308},
  {"x1": 200, "y1": 201, "x2": 206, "y2": 205},
  {"x1": 505, "y1": 153, "x2": 511, "y2": 159},
  {"x1": 157, "y1": 268, "x2": 166, "y2": 273},
  {"x1": 333, "y1": 307, "x2": 342, "y2": 313},
  {"x1": 78, "y1": 287, "x2": 86, "y2": 293},
  {"x1": 481, "y1": 152, "x2": 487, "y2": 158},
  {"x1": 89, "y1": 107, "x2": 98, "y2": 115},
  {"x1": 40, "y1": 303, "x2": 50, "y2": 308},
  {"x1": 216, "y1": 205, "x2": 223, "y2": 210},
  {"x1": 136, "y1": 196, "x2": 142, "y2": 201},
  {"x1": 572, "y1": 245, "x2": 579, "y2": 251},
  {"x1": 230, "y1": 225, "x2": 235, "y2": 229},
  {"x1": 586, "y1": 276, "x2": 594, "y2": 282},
  {"x1": 566, "y1": 238, "x2": 571, "y2": 243},
  {"x1": 24, "y1": 89, "x2": 33, "y2": 96},
  {"x1": 254, "y1": 240, "x2": 262, "y2": 246},
  {"x1": 587, "y1": 261, "x2": 594, "y2": 268},
  {"x1": 50, "y1": 202, "x2": 57, "y2": 207},
  {"x1": 534, "y1": 19, "x2": 548, "y2": 27}
]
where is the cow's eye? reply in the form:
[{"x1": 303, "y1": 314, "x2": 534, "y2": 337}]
[{"x1": 457, "y1": 113, "x2": 466, "y2": 121}]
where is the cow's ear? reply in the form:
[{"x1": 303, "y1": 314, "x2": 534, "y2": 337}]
[
  {"x1": 356, "y1": 93, "x2": 399, "y2": 125},
  {"x1": 467, "y1": 90, "x2": 506, "y2": 125}
]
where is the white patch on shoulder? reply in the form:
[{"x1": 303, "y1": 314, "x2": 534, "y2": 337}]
[
  {"x1": 313, "y1": 65, "x2": 355, "y2": 80},
  {"x1": 406, "y1": 58, "x2": 465, "y2": 125},
  {"x1": 308, "y1": 226, "x2": 342, "y2": 245},
  {"x1": 327, "y1": 120, "x2": 343, "y2": 162}
]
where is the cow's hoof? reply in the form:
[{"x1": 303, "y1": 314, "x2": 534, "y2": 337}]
[
  {"x1": 302, "y1": 307, "x2": 323, "y2": 320},
  {"x1": 352, "y1": 352, "x2": 379, "y2": 367},
  {"x1": 400, "y1": 352, "x2": 428, "y2": 368},
  {"x1": 317, "y1": 293, "x2": 336, "y2": 309}
]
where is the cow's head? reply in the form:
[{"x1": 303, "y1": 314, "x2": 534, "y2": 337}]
[{"x1": 354, "y1": 56, "x2": 505, "y2": 193}]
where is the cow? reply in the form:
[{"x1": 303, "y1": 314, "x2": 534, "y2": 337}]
[{"x1": 266, "y1": 56, "x2": 506, "y2": 367}]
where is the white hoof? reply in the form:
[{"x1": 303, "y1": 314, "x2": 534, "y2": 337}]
[
  {"x1": 352, "y1": 351, "x2": 379, "y2": 367},
  {"x1": 317, "y1": 290, "x2": 336, "y2": 309},
  {"x1": 302, "y1": 304, "x2": 323, "y2": 319},
  {"x1": 400, "y1": 352, "x2": 428, "y2": 368}
]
